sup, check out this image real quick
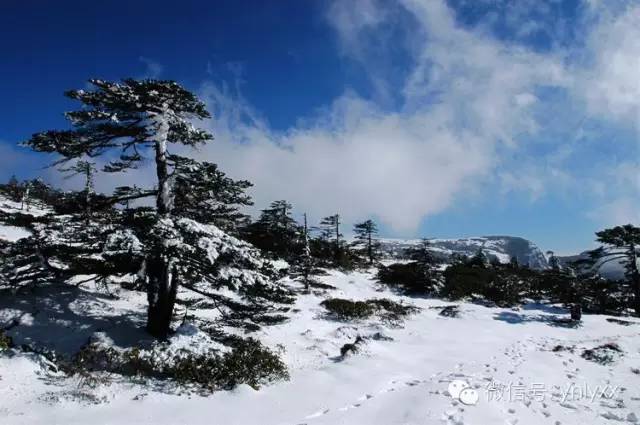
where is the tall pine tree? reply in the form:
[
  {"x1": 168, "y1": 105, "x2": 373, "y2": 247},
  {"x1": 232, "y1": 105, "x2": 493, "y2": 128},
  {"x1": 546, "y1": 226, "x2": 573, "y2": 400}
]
[
  {"x1": 244, "y1": 200, "x2": 302, "y2": 259},
  {"x1": 578, "y1": 224, "x2": 640, "y2": 315},
  {"x1": 24, "y1": 78, "x2": 214, "y2": 337},
  {"x1": 59, "y1": 160, "x2": 97, "y2": 220},
  {"x1": 352, "y1": 219, "x2": 380, "y2": 264},
  {"x1": 319, "y1": 214, "x2": 342, "y2": 261},
  {"x1": 170, "y1": 155, "x2": 253, "y2": 232}
]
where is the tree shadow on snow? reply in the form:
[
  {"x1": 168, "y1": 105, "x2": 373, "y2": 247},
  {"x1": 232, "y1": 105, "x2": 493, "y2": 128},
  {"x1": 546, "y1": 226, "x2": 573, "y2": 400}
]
[
  {"x1": 0, "y1": 284, "x2": 153, "y2": 356},
  {"x1": 493, "y1": 311, "x2": 580, "y2": 328},
  {"x1": 520, "y1": 302, "x2": 567, "y2": 315}
]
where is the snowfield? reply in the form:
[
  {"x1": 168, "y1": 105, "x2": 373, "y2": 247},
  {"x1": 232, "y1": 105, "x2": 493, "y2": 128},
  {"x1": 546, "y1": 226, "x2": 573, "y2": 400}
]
[
  {"x1": 0, "y1": 224, "x2": 31, "y2": 242},
  {"x1": 1, "y1": 269, "x2": 639, "y2": 425}
]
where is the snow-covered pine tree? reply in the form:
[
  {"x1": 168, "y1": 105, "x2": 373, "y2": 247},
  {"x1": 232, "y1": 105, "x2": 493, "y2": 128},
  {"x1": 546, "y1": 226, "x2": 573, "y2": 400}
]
[
  {"x1": 301, "y1": 213, "x2": 312, "y2": 290},
  {"x1": 22, "y1": 78, "x2": 287, "y2": 338},
  {"x1": 170, "y1": 155, "x2": 253, "y2": 232},
  {"x1": 546, "y1": 250, "x2": 560, "y2": 271},
  {"x1": 352, "y1": 219, "x2": 380, "y2": 265},
  {"x1": 59, "y1": 160, "x2": 96, "y2": 220},
  {"x1": 576, "y1": 224, "x2": 640, "y2": 315},
  {"x1": 5, "y1": 175, "x2": 21, "y2": 202},
  {"x1": 244, "y1": 200, "x2": 302, "y2": 259},
  {"x1": 111, "y1": 185, "x2": 150, "y2": 210},
  {"x1": 404, "y1": 238, "x2": 438, "y2": 278},
  {"x1": 319, "y1": 214, "x2": 342, "y2": 260},
  {"x1": 20, "y1": 181, "x2": 30, "y2": 211},
  {"x1": 468, "y1": 248, "x2": 489, "y2": 268}
]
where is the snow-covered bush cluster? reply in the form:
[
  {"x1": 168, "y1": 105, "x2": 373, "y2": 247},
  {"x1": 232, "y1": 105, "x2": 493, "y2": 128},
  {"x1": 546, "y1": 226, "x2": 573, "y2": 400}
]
[{"x1": 66, "y1": 326, "x2": 288, "y2": 392}]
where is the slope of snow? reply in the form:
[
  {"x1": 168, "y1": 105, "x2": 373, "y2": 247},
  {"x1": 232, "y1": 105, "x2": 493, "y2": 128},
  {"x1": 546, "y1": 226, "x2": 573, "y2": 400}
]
[
  {"x1": 0, "y1": 224, "x2": 31, "y2": 242},
  {"x1": 1, "y1": 270, "x2": 639, "y2": 425},
  {"x1": 558, "y1": 251, "x2": 630, "y2": 280},
  {"x1": 380, "y1": 236, "x2": 549, "y2": 269},
  {"x1": 0, "y1": 194, "x2": 53, "y2": 217}
]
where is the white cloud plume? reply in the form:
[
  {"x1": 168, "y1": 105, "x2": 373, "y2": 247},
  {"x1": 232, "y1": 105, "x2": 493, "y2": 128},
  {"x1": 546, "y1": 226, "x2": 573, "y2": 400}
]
[
  {"x1": 577, "y1": 3, "x2": 640, "y2": 123},
  {"x1": 56, "y1": 0, "x2": 637, "y2": 236},
  {"x1": 184, "y1": 0, "x2": 571, "y2": 232}
]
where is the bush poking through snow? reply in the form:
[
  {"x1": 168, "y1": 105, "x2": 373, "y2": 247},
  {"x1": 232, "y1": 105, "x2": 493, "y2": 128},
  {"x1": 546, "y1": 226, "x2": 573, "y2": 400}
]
[
  {"x1": 581, "y1": 343, "x2": 623, "y2": 365},
  {"x1": 366, "y1": 298, "x2": 420, "y2": 321},
  {"x1": 339, "y1": 336, "x2": 365, "y2": 359},
  {"x1": 321, "y1": 298, "x2": 419, "y2": 322},
  {"x1": 0, "y1": 330, "x2": 13, "y2": 350},
  {"x1": 321, "y1": 299, "x2": 375, "y2": 320},
  {"x1": 67, "y1": 337, "x2": 288, "y2": 392},
  {"x1": 606, "y1": 318, "x2": 637, "y2": 326},
  {"x1": 377, "y1": 262, "x2": 438, "y2": 295},
  {"x1": 438, "y1": 305, "x2": 460, "y2": 318}
]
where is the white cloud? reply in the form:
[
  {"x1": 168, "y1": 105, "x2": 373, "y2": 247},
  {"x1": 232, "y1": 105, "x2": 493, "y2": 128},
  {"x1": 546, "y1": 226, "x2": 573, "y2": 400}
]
[
  {"x1": 192, "y1": 87, "x2": 493, "y2": 233},
  {"x1": 577, "y1": 3, "x2": 640, "y2": 124},
  {"x1": 186, "y1": 0, "x2": 571, "y2": 232},
  {"x1": 61, "y1": 0, "x2": 637, "y2": 236}
]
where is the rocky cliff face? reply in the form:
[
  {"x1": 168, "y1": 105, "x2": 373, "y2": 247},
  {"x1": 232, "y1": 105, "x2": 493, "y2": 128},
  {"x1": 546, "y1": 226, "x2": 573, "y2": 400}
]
[{"x1": 379, "y1": 235, "x2": 549, "y2": 269}]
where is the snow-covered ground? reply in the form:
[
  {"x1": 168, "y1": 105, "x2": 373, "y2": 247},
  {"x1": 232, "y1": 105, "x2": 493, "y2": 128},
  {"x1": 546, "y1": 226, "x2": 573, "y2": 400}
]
[
  {"x1": 0, "y1": 195, "x2": 53, "y2": 217},
  {"x1": 1, "y1": 270, "x2": 639, "y2": 425},
  {"x1": 0, "y1": 224, "x2": 31, "y2": 242}
]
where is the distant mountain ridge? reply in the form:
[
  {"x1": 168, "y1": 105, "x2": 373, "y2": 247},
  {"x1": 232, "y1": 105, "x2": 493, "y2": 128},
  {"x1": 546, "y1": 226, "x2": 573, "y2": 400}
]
[{"x1": 379, "y1": 235, "x2": 549, "y2": 269}]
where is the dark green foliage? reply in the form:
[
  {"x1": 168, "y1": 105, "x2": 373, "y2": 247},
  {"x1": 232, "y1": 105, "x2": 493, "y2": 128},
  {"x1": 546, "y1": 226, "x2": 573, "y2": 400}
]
[
  {"x1": 318, "y1": 214, "x2": 342, "y2": 245},
  {"x1": 339, "y1": 336, "x2": 364, "y2": 358},
  {"x1": 321, "y1": 298, "x2": 375, "y2": 320},
  {"x1": 4, "y1": 175, "x2": 21, "y2": 202},
  {"x1": 21, "y1": 78, "x2": 219, "y2": 338},
  {"x1": 321, "y1": 297, "x2": 419, "y2": 322},
  {"x1": 352, "y1": 219, "x2": 381, "y2": 264},
  {"x1": 70, "y1": 337, "x2": 288, "y2": 391},
  {"x1": 442, "y1": 262, "x2": 534, "y2": 307},
  {"x1": 466, "y1": 249, "x2": 489, "y2": 267},
  {"x1": 441, "y1": 263, "x2": 493, "y2": 300},
  {"x1": 0, "y1": 330, "x2": 13, "y2": 350},
  {"x1": 581, "y1": 343, "x2": 623, "y2": 365},
  {"x1": 23, "y1": 79, "x2": 212, "y2": 168},
  {"x1": 312, "y1": 214, "x2": 358, "y2": 268},
  {"x1": 170, "y1": 155, "x2": 253, "y2": 232},
  {"x1": 404, "y1": 239, "x2": 435, "y2": 266},
  {"x1": 377, "y1": 261, "x2": 438, "y2": 295},
  {"x1": 366, "y1": 298, "x2": 420, "y2": 320},
  {"x1": 594, "y1": 224, "x2": 640, "y2": 315},
  {"x1": 538, "y1": 264, "x2": 632, "y2": 316},
  {"x1": 378, "y1": 239, "x2": 440, "y2": 295},
  {"x1": 438, "y1": 305, "x2": 460, "y2": 318},
  {"x1": 59, "y1": 160, "x2": 97, "y2": 219},
  {"x1": 243, "y1": 200, "x2": 302, "y2": 259},
  {"x1": 546, "y1": 251, "x2": 560, "y2": 271}
]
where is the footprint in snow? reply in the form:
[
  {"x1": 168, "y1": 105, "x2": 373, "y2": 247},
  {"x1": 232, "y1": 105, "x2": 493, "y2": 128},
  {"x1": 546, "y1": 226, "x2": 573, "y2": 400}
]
[{"x1": 304, "y1": 409, "x2": 330, "y2": 419}]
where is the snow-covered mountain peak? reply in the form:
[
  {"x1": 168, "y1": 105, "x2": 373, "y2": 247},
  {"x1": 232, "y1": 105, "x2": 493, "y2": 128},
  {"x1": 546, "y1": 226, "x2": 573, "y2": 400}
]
[{"x1": 379, "y1": 235, "x2": 549, "y2": 269}]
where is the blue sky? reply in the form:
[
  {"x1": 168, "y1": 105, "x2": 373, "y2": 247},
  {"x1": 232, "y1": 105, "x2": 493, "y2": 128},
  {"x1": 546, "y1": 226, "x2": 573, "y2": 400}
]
[{"x1": 0, "y1": 0, "x2": 638, "y2": 254}]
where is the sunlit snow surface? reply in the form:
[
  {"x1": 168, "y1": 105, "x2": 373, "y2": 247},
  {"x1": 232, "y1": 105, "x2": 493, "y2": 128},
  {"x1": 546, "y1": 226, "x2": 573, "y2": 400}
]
[
  {"x1": 1, "y1": 268, "x2": 639, "y2": 425},
  {"x1": 0, "y1": 224, "x2": 31, "y2": 242}
]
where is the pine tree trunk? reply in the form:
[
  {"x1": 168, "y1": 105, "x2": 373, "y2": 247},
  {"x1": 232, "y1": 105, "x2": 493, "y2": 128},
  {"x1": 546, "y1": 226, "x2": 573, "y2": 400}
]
[
  {"x1": 84, "y1": 173, "x2": 92, "y2": 224},
  {"x1": 368, "y1": 231, "x2": 372, "y2": 264},
  {"x1": 630, "y1": 244, "x2": 640, "y2": 317},
  {"x1": 146, "y1": 255, "x2": 178, "y2": 339},
  {"x1": 154, "y1": 110, "x2": 172, "y2": 217},
  {"x1": 303, "y1": 213, "x2": 310, "y2": 291},
  {"x1": 335, "y1": 215, "x2": 340, "y2": 261},
  {"x1": 146, "y1": 110, "x2": 177, "y2": 338}
]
